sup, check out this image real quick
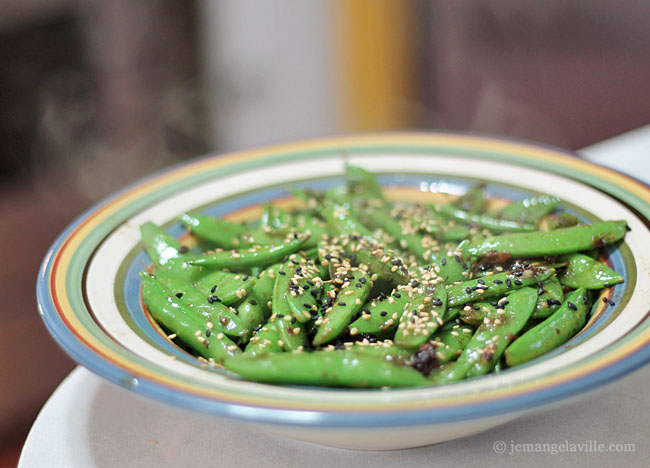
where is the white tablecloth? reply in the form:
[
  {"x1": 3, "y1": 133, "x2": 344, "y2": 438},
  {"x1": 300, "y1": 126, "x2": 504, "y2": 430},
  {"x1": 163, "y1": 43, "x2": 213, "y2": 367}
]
[{"x1": 20, "y1": 127, "x2": 650, "y2": 467}]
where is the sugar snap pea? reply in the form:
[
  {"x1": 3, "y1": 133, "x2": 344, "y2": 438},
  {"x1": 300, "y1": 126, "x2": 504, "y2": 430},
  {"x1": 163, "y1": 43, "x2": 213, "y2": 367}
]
[
  {"x1": 186, "y1": 234, "x2": 308, "y2": 270},
  {"x1": 558, "y1": 253, "x2": 624, "y2": 289},
  {"x1": 466, "y1": 221, "x2": 628, "y2": 258},
  {"x1": 505, "y1": 288, "x2": 589, "y2": 367},
  {"x1": 224, "y1": 349, "x2": 428, "y2": 387}
]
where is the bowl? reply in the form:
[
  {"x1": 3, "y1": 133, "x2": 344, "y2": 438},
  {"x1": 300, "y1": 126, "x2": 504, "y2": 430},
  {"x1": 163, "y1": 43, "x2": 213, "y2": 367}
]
[{"x1": 37, "y1": 133, "x2": 650, "y2": 450}]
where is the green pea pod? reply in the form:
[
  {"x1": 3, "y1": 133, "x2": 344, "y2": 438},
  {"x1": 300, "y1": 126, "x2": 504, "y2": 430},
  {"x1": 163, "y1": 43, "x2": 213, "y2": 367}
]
[
  {"x1": 295, "y1": 214, "x2": 331, "y2": 248},
  {"x1": 459, "y1": 302, "x2": 496, "y2": 326},
  {"x1": 345, "y1": 165, "x2": 385, "y2": 202},
  {"x1": 347, "y1": 342, "x2": 415, "y2": 365},
  {"x1": 431, "y1": 249, "x2": 470, "y2": 285},
  {"x1": 505, "y1": 288, "x2": 589, "y2": 367},
  {"x1": 322, "y1": 201, "x2": 373, "y2": 238},
  {"x1": 542, "y1": 213, "x2": 580, "y2": 231},
  {"x1": 559, "y1": 253, "x2": 624, "y2": 289},
  {"x1": 260, "y1": 204, "x2": 293, "y2": 229},
  {"x1": 435, "y1": 204, "x2": 537, "y2": 233},
  {"x1": 466, "y1": 221, "x2": 628, "y2": 258},
  {"x1": 395, "y1": 282, "x2": 447, "y2": 349},
  {"x1": 224, "y1": 350, "x2": 428, "y2": 388},
  {"x1": 154, "y1": 269, "x2": 247, "y2": 337},
  {"x1": 430, "y1": 287, "x2": 538, "y2": 383},
  {"x1": 340, "y1": 236, "x2": 410, "y2": 288},
  {"x1": 348, "y1": 292, "x2": 410, "y2": 334},
  {"x1": 455, "y1": 185, "x2": 486, "y2": 214},
  {"x1": 446, "y1": 267, "x2": 555, "y2": 307},
  {"x1": 531, "y1": 276, "x2": 564, "y2": 319},
  {"x1": 273, "y1": 316, "x2": 308, "y2": 351},
  {"x1": 363, "y1": 206, "x2": 428, "y2": 259},
  {"x1": 141, "y1": 272, "x2": 240, "y2": 362},
  {"x1": 186, "y1": 234, "x2": 308, "y2": 270},
  {"x1": 193, "y1": 270, "x2": 257, "y2": 306},
  {"x1": 313, "y1": 271, "x2": 371, "y2": 346},
  {"x1": 179, "y1": 213, "x2": 246, "y2": 249},
  {"x1": 286, "y1": 271, "x2": 323, "y2": 323},
  {"x1": 245, "y1": 322, "x2": 282, "y2": 356},
  {"x1": 140, "y1": 221, "x2": 190, "y2": 269},
  {"x1": 499, "y1": 195, "x2": 560, "y2": 224},
  {"x1": 429, "y1": 324, "x2": 474, "y2": 365}
]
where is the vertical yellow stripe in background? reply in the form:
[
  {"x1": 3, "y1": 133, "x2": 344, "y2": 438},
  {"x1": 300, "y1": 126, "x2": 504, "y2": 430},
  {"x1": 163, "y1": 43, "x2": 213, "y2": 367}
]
[{"x1": 334, "y1": 0, "x2": 417, "y2": 131}]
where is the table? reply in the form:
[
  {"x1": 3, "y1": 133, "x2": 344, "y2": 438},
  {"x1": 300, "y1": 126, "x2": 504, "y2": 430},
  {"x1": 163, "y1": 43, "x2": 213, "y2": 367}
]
[{"x1": 20, "y1": 127, "x2": 650, "y2": 467}]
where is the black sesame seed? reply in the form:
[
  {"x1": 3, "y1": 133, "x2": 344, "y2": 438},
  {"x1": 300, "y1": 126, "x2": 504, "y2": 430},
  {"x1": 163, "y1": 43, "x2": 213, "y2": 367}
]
[
  {"x1": 608, "y1": 300, "x2": 616, "y2": 306},
  {"x1": 465, "y1": 287, "x2": 472, "y2": 294},
  {"x1": 178, "y1": 245, "x2": 189, "y2": 254},
  {"x1": 175, "y1": 292, "x2": 183, "y2": 298},
  {"x1": 493, "y1": 279, "x2": 503, "y2": 284},
  {"x1": 303, "y1": 303, "x2": 311, "y2": 308},
  {"x1": 393, "y1": 293, "x2": 401, "y2": 298},
  {"x1": 242, "y1": 274, "x2": 249, "y2": 281},
  {"x1": 441, "y1": 258, "x2": 447, "y2": 266},
  {"x1": 249, "y1": 299, "x2": 258, "y2": 305},
  {"x1": 278, "y1": 271, "x2": 286, "y2": 275},
  {"x1": 514, "y1": 279, "x2": 523, "y2": 286},
  {"x1": 477, "y1": 279, "x2": 485, "y2": 285},
  {"x1": 207, "y1": 295, "x2": 220, "y2": 303},
  {"x1": 311, "y1": 290, "x2": 319, "y2": 298},
  {"x1": 567, "y1": 302, "x2": 577, "y2": 310},
  {"x1": 359, "y1": 277, "x2": 367, "y2": 284},
  {"x1": 277, "y1": 313, "x2": 285, "y2": 318},
  {"x1": 206, "y1": 329, "x2": 211, "y2": 337},
  {"x1": 338, "y1": 302, "x2": 347, "y2": 306},
  {"x1": 211, "y1": 285, "x2": 218, "y2": 293},
  {"x1": 602, "y1": 297, "x2": 609, "y2": 303},
  {"x1": 380, "y1": 311, "x2": 387, "y2": 317},
  {"x1": 506, "y1": 279, "x2": 512, "y2": 288},
  {"x1": 391, "y1": 259, "x2": 401, "y2": 265}
]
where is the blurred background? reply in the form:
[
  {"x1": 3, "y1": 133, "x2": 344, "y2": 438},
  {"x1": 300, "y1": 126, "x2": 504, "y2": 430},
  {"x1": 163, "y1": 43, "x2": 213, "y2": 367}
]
[{"x1": 1, "y1": 0, "x2": 649, "y2": 464}]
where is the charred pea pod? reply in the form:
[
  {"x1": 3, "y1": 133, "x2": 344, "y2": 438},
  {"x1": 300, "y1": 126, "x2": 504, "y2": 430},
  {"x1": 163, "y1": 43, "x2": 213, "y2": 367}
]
[
  {"x1": 313, "y1": 270, "x2": 372, "y2": 346},
  {"x1": 466, "y1": 221, "x2": 628, "y2": 258},
  {"x1": 224, "y1": 349, "x2": 429, "y2": 388},
  {"x1": 505, "y1": 288, "x2": 589, "y2": 367},
  {"x1": 430, "y1": 287, "x2": 538, "y2": 383},
  {"x1": 185, "y1": 234, "x2": 308, "y2": 270},
  {"x1": 141, "y1": 272, "x2": 240, "y2": 362},
  {"x1": 531, "y1": 276, "x2": 565, "y2": 319},
  {"x1": 558, "y1": 253, "x2": 624, "y2": 289},
  {"x1": 446, "y1": 267, "x2": 555, "y2": 307},
  {"x1": 435, "y1": 204, "x2": 537, "y2": 233},
  {"x1": 179, "y1": 213, "x2": 246, "y2": 249},
  {"x1": 499, "y1": 195, "x2": 560, "y2": 224},
  {"x1": 394, "y1": 282, "x2": 448, "y2": 349}
]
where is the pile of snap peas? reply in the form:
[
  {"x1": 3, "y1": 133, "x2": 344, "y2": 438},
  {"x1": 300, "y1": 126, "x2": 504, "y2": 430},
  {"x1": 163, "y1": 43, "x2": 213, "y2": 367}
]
[{"x1": 139, "y1": 166, "x2": 628, "y2": 388}]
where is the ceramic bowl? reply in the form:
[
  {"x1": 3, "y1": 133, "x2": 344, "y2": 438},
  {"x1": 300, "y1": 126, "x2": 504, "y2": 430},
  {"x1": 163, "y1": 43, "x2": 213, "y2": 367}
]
[{"x1": 37, "y1": 133, "x2": 650, "y2": 450}]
